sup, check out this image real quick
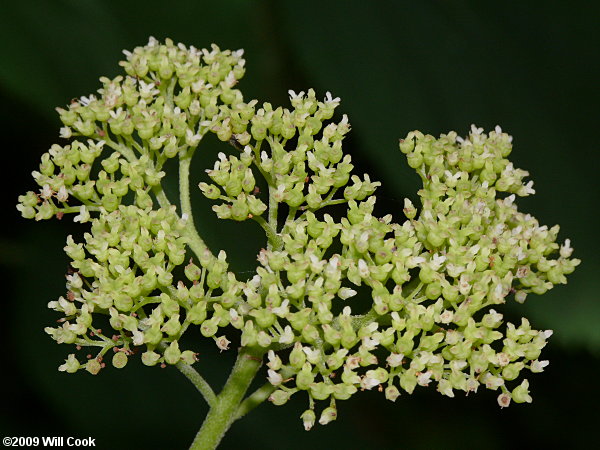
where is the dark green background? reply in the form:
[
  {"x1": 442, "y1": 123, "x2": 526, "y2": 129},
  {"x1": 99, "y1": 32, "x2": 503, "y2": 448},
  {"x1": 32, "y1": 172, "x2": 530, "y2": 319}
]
[{"x1": 1, "y1": 1, "x2": 598, "y2": 449}]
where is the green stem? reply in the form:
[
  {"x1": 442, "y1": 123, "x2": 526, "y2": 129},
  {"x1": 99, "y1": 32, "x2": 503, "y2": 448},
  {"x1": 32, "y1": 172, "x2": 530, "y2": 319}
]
[
  {"x1": 233, "y1": 381, "x2": 275, "y2": 422},
  {"x1": 267, "y1": 186, "x2": 279, "y2": 251},
  {"x1": 190, "y1": 347, "x2": 265, "y2": 450},
  {"x1": 252, "y1": 215, "x2": 282, "y2": 250},
  {"x1": 179, "y1": 148, "x2": 215, "y2": 263},
  {"x1": 235, "y1": 366, "x2": 295, "y2": 420},
  {"x1": 175, "y1": 361, "x2": 217, "y2": 408},
  {"x1": 153, "y1": 186, "x2": 172, "y2": 208}
]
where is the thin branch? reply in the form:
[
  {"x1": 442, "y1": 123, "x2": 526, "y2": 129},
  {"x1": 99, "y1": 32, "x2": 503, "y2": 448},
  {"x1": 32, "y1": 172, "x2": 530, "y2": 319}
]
[
  {"x1": 179, "y1": 147, "x2": 215, "y2": 264},
  {"x1": 175, "y1": 360, "x2": 217, "y2": 407}
]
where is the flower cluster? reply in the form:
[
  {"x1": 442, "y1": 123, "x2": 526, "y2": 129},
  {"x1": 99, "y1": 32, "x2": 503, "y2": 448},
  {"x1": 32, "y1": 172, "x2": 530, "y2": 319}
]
[
  {"x1": 17, "y1": 37, "x2": 247, "y2": 223},
  {"x1": 17, "y1": 38, "x2": 579, "y2": 431}
]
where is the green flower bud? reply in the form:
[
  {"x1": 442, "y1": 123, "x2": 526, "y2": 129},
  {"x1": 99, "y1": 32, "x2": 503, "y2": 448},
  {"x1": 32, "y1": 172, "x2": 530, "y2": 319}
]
[
  {"x1": 199, "y1": 182, "x2": 221, "y2": 200},
  {"x1": 512, "y1": 379, "x2": 532, "y2": 404},
  {"x1": 385, "y1": 385, "x2": 401, "y2": 402},
  {"x1": 180, "y1": 350, "x2": 198, "y2": 365},
  {"x1": 144, "y1": 324, "x2": 163, "y2": 345},
  {"x1": 142, "y1": 351, "x2": 161, "y2": 366},
  {"x1": 200, "y1": 317, "x2": 219, "y2": 337},
  {"x1": 160, "y1": 293, "x2": 180, "y2": 317},
  {"x1": 300, "y1": 409, "x2": 316, "y2": 431},
  {"x1": 296, "y1": 363, "x2": 315, "y2": 390},
  {"x1": 85, "y1": 359, "x2": 102, "y2": 375},
  {"x1": 58, "y1": 354, "x2": 81, "y2": 374},
  {"x1": 231, "y1": 196, "x2": 250, "y2": 221},
  {"x1": 162, "y1": 314, "x2": 182, "y2": 336},
  {"x1": 269, "y1": 389, "x2": 291, "y2": 406},
  {"x1": 310, "y1": 382, "x2": 333, "y2": 401},
  {"x1": 289, "y1": 342, "x2": 307, "y2": 369},
  {"x1": 164, "y1": 341, "x2": 182, "y2": 365},
  {"x1": 399, "y1": 370, "x2": 417, "y2": 394},
  {"x1": 112, "y1": 351, "x2": 128, "y2": 369}
]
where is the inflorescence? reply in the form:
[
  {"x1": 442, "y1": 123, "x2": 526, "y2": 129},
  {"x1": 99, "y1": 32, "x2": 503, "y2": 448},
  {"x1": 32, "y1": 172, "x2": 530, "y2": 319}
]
[{"x1": 17, "y1": 37, "x2": 579, "y2": 429}]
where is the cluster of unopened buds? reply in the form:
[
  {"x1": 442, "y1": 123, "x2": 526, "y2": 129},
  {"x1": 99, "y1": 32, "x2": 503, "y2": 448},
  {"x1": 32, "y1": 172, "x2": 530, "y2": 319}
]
[{"x1": 17, "y1": 37, "x2": 579, "y2": 430}]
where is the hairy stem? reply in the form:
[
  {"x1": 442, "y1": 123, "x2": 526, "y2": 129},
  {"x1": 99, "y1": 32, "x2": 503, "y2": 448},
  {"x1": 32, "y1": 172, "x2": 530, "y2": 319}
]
[
  {"x1": 179, "y1": 148, "x2": 215, "y2": 264},
  {"x1": 175, "y1": 361, "x2": 217, "y2": 408},
  {"x1": 190, "y1": 347, "x2": 265, "y2": 450}
]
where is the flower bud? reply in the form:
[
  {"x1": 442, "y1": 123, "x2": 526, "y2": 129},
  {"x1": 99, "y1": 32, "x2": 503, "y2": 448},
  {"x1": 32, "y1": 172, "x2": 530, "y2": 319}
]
[
  {"x1": 58, "y1": 354, "x2": 81, "y2": 373},
  {"x1": 142, "y1": 351, "x2": 161, "y2": 366},
  {"x1": 268, "y1": 389, "x2": 291, "y2": 406},
  {"x1": 164, "y1": 341, "x2": 182, "y2": 365},
  {"x1": 511, "y1": 380, "x2": 532, "y2": 404},
  {"x1": 85, "y1": 359, "x2": 102, "y2": 375},
  {"x1": 296, "y1": 363, "x2": 315, "y2": 390},
  {"x1": 112, "y1": 351, "x2": 128, "y2": 369},
  {"x1": 300, "y1": 409, "x2": 316, "y2": 431}
]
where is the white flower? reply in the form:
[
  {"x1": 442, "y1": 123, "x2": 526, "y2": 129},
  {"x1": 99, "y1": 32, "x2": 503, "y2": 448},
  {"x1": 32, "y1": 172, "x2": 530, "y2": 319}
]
[
  {"x1": 147, "y1": 36, "x2": 159, "y2": 48},
  {"x1": 309, "y1": 254, "x2": 325, "y2": 273},
  {"x1": 301, "y1": 410, "x2": 316, "y2": 431},
  {"x1": 406, "y1": 255, "x2": 425, "y2": 267},
  {"x1": 338, "y1": 287, "x2": 357, "y2": 300},
  {"x1": 215, "y1": 336, "x2": 230, "y2": 352},
  {"x1": 470, "y1": 124, "x2": 484, "y2": 135},
  {"x1": 278, "y1": 325, "x2": 294, "y2": 344},
  {"x1": 514, "y1": 290, "x2": 528, "y2": 303},
  {"x1": 360, "y1": 376, "x2": 380, "y2": 390},
  {"x1": 288, "y1": 90, "x2": 304, "y2": 101},
  {"x1": 267, "y1": 369, "x2": 283, "y2": 386},
  {"x1": 417, "y1": 371, "x2": 432, "y2": 386},
  {"x1": 497, "y1": 393, "x2": 511, "y2": 408},
  {"x1": 497, "y1": 352, "x2": 511, "y2": 367},
  {"x1": 560, "y1": 239, "x2": 573, "y2": 258},
  {"x1": 73, "y1": 205, "x2": 90, "y2": 223},
  {"x1": 466, "y1": 377, "x2": 480, "y2": 393},
  {"x1": 483, "y1": 374, "x2": 504, "y2": 390},
  {"x1": 361, "y1": 336, "x2": 380, "y2": 351},
  {"x1": 139, "y1": 80, "x2": 159, "y2": 98},
  {"x1": 79, "y1": 95, "x2": 96, "y2": 106},
  {"x1": 224, "y1": 71, "x2": 237, "y2": 88},
  {"x1": 272, "y1": 300, "x2": 290, "y2": 317},
  {"x1": 185, "y1": 128, "x2": 202, "y2": 146},
  {"x1": 437, "y1": 310, "x2": 454, "y2": 324},
  {"x1": 132, "y1": 330, "x2": 144, "y2": 346},
  {"x1": 438, "y1": 379, "x2": 455, "y2": 398},
  {"x1": 358, "y1": 259, "x2": 370, "y2": 278},
  {"x1": 56, "y1": 186, "x2": 69, "y2": 202},
  {"x1": 458, "y1": 274, "x2": 471, "y2": 295},
  {"x1": 267, "y1": 350, "x2": 282, "y2": 370},
  {"x1": 324, "y1": 91, "x2": 340, "y2": 105},
  {"x1": 530, "y1": 360, "x2": 550, "y2": 373},
  {"x1": 59, "y1": 127, "x2": 72, "y2": 139},
  {"x1": 386, "y1": 353, "x2": 404, "y2": 368},
  {"x1": 450, "y1": 360, "x2": 467, "y2": 371},
  {"x1": 430, "y1": 253, "x2": 446, "y2": 270},
  {"x1": 302, "y1": 346, "x2": 322, "y2": 364},
  {"x1": 520, "y1": 180, "x2": 535, "y2": 196},
  {"x1": 66, "y1": 272, "x2": 83, "y2": 289},
  {"x1": 345, "y1": 355, "x2": 361, "y2": 370},
  {"x1": 40, "y1": 184, "x2": 53, "y2": 200}
]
